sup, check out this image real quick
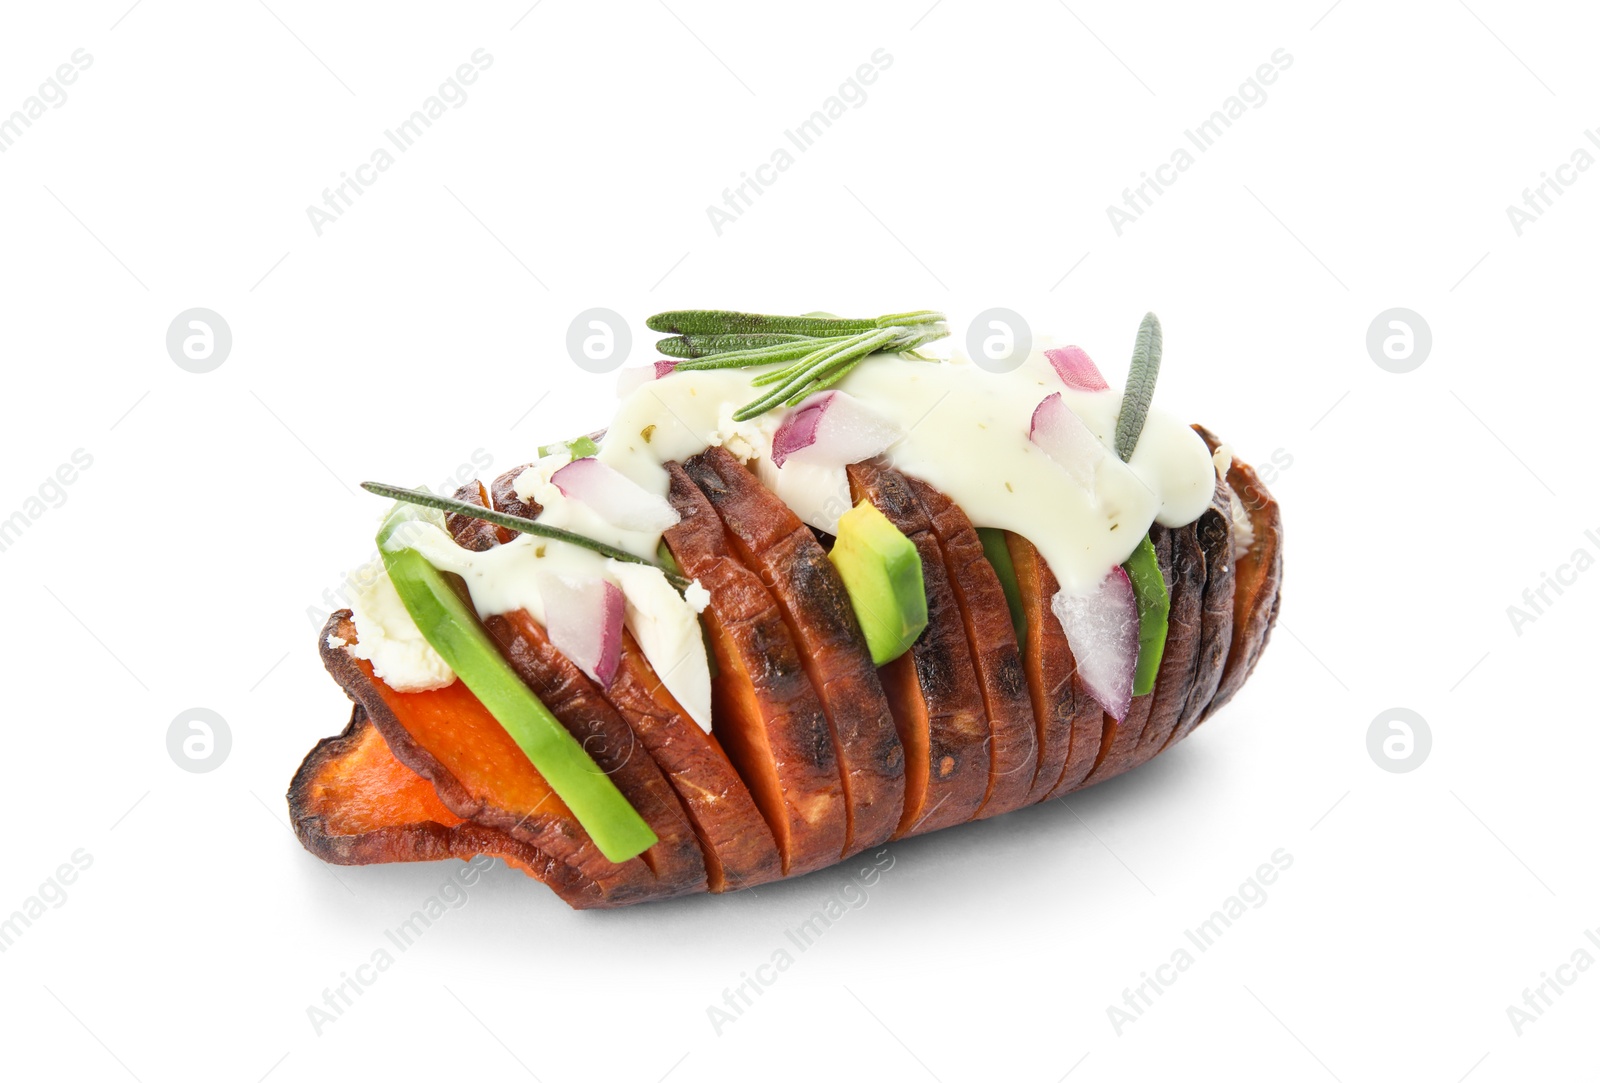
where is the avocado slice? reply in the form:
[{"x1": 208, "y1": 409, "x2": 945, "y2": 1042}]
[
  {"x1": 376, "y1": 503, "x2": 657, "y2": 863},
  {"x1": 977, "y1": 527, "x2": 1027, "y2": 645},
  {"x1": 828, "y1": 499, "x2": 928, "y2": 665},
  {"x1": 1122, "y1": 534, "x2": 1170, "y2": 697}
]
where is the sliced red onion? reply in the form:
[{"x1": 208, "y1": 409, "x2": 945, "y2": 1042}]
[
  {"x1": 771, "y1": 391, "x2": 903, "y2": 469},
  {"x1": 1045, "y1": 346, "x2": 1110, "y2": 392},
  {"x1": 1051, "y1": 567, "x2": 1139, "y2": 720},
  {"x1": 654, "y1": 359, "x2": 679, "y2": 379},
  {"x1": 1029, "y1": 392, "x2": 1104, "y2": 491},
  {"x1": 537, "y1": 572, "x2": 624, "y2": 687},
  {"x1": 551, "y1": 457, "x2": 679, "y2": 533}
]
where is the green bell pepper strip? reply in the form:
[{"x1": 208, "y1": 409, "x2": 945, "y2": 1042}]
[
  {"x1": 1122, "y1": 534, "x2": 1170, "y2": 697},
  {"x1": 977, "y1": 527, "x2": 1027, "y2": 646},
  {"x1": 377, "y1": 503, "x2": 657, "y2": 863}
]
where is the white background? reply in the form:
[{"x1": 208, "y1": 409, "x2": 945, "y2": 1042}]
[{"x1": 0, "y1": 1, "x2": 1594, "y2": 1080}]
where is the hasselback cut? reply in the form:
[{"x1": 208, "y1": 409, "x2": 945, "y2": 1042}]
[{"x1": 293, "y1": 434, "x2": 1282, "y2": 909}]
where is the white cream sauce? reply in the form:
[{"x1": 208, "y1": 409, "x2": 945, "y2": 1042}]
[{"x1": 345, "y1": 346, "x2": 1215, "y2": 716}]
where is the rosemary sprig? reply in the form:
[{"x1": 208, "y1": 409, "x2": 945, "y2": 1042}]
[
  {"x1": 647, "y1": 311, "x2": 879, "y2": 336},
  {"x1": 1114, "y1": 312, "x2": 1163, "y2": 462},
  {"x1": 673, "y1": 339, "x2": 831, "y2": 372},
  {"x1": 648, "y1": 308, "x2": 950, "y2": 421},
  {"x1": 748, "y1": 328, "x2": 888, "y2": 386},
  {"x1": 361, "y1": 481, "x2": 692, "y2": 590},
  {"x1": 656, "y1": 333, "x2": 813, "y2": 359},
  {"x1": 733, "y1": 328, "x2": 902, "y2": 420}
]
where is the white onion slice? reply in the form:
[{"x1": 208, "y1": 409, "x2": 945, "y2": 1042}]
[
  {"x1": 771, "y1": 391, "x2": 902, "y2": 469},
  {"x1": 1029, "y1": 392, "x2": 1105, "y2": 492},
  {"x1": 550, "y1": 457, "x2": 679, "y2": 533},
  {"x1": 537, "y1": 571, "x2": 624, "y2": 687},
  {"x1": 1051, "y1": 568, "x2": 1139, "y2": 720},
  {"x1": 1045, "y1": 346, "x2": 1110, "y2": 392}
]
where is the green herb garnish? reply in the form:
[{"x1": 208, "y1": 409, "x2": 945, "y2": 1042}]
[
  {"x1": 1114, "y1": 312, "x2": 1163, "y2": 462},
  {"x1": 656, "y1": 332, "x2": 816, "y2": 359},
  {"x1": 648, "y1": 311, "x2": 883, "y2": 336},
  {"x1": 376, "y1": 501, "x2": 658, "y2": 863},
  {"x1": 360, "y1": 481, "x2": 691, "y2": 590},
  {"x1": 646, "y1": 309, "x2": 949, "y2": 421}
]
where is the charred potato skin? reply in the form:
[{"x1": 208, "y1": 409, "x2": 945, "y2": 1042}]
[{"x1": 294, "y1": 437, "x2": 1282, "y2": 907}]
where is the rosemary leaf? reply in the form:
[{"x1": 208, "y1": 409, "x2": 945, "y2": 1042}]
[
  {"x1": 360, "y1": 482, "x2": 691, "y2": 590},
  {"x1": 675, "y1": 339, "x2": 832, "y2": 372},
  {"x1": 647, "y1": 310, "x2": 877, "y2": 336},
  {"x1": 1114, "y1": 312, "x2": 1163, "y2": 462},
  {"x1": 656, "y1": 333, "x2": 813, "y2": 359}
]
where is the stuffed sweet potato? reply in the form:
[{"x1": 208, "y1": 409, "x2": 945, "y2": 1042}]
[{"x1": 290, "y1": 310, "x2": 1282, "y2": 909}]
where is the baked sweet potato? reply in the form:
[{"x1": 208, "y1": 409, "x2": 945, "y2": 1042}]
[
  {"x1": 683, "y1": 447, "x2": 905, "y2": 858},
  {"x1": 1005, "y1": 532, "x2": 1105, "y2": 801},
  {"x1": 289, "y1": 706, "x2": 604, "y2": 908},
  {"x1": 446, "y1": 474, "x2": 782, "y2": 892},
  {"x1": 1193, "y1": 426, "x2": 1283, "y2": 720},
  {"x1": 319, "y1": 613, "x2": 667, "y2": 907},
  {"x1": 1163, "y1": 465, "x2": 1236, "y2": 750},
  {"x1": 905, "y1": 476, "x2": 1038, "y2": 818},
  {"x1": 490, "y1": 463, "x2": 541, "y2": 527},
  {"x1": 606, "y1": 633, "x2": 783, "y2": 892},
  {"x1": 846, "y1": 461, "x2": 989, "y2": 835},
  {"x1": 1129, "y1": 522, "x2": 1206, "y2": 763},
  {"x1": 1080, "y1": 523, "x2": 1207, "y2": 783},
  {"x1": 446, "y1": 481, "x2": 502, "y2": 552},
  {"x1": 296, "y1": 433, "x2": 1282, "y2": 908},
  {"x1": 486, "y1": 609, "x2": 707, "y2": 896},
  {"x1": 663, "y1": 462, "x2": 848, "y2": 875}
]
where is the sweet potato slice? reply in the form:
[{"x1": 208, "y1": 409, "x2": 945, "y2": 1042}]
[
  {"x1": 1193, "y1": 426, "x2": 1283, "y2": 718},
  {"x1": 1079, "y1": 528, "x2": 1172, "y2": 786},
  {"x1": 486, "y1": 610, "x2": 708, "y2": 897},
  {"x1": 319, "y1": 612, "x2": 667, "y2": 907},
  {"x1": 846, "y1": 462, "x2": 989, "y2": 835},
  {"x1": 662, "y1": 462, "x2": 847, "y2": 876},
  {"x1": 905, "y1": 476, "x2": 1038, "y2": 818},
  {"x1": 289, "y1": 706, "x2": 604, "y2": 908},
  {"x1": 447, "y1": 481, "x2": 502, "y2": 552},
  {"x1": 490, "y1": 463, "x2": 541, "y2": 533},
  {"x1": 683, "y1": 447, "x2": 905, "y2": 857},
  {"x1": 1005, "y1": 533, "x2": 1105, "y2": 802},
  {"x1": 450, "y1": 475, "x2": 781, "y2": 892},
  {"x1": 1163, "y1": 469, "x2": 1236, "y2": 749},
  {"x1": 606, "y1": 633, "x2": 783, "y2": 892}
]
